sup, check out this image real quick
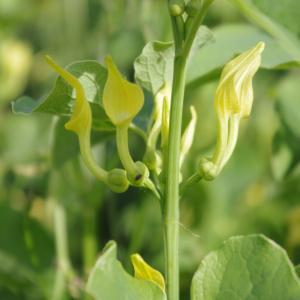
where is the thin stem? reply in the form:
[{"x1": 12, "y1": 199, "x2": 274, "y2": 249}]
[
  {"x1": 163, "y1": 55, "x2": 187, "y2": 300},
  {"x1": 230, "y1": 0, "x2": 300, "y2": 60},
  {"x1": 52, "y1": 201, "x2": 75, "y2": 300},
  {"x1": 129, "y1": 123, "x2": 148, "y2": 144},
  {"x1": 180, "y1": 173, "x2": 202, "y2": 196},
  {"x1": 116, "y1": 124, "x2": 137, "y2": 177},
  {"x1": 164, "y1": 2, "x2": 214, "y2": 299},
  {"x1": 182, "y1": 0, "x2": 215, "y2": 58},
  {"x1": 82, "y1": 209, "x2": 98, "y2": 274},
  {"x1": 79, "y1": 133, "x2": 108, "y2": 183}
]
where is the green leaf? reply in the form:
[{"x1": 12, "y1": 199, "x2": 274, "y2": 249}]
[
  {"x1": 86, "y1": 241, "x2": 166, "y2": 300},
  {"x1": 296, "y1": 265, "x2": 300, "y2": 279},
  {"x1": 230, "y1": 0, "x2": 300, "y2": 61},
  {"x1": 270, "y1": 73, "x2": 300, "y2": 180},
  {"x1": 134, "y1": 40, "x2": 174, "y2": 95},
  {"x1": 134, "y1": 26, "x2": 213, "y2": 95},
  {"x1": 187, "y1": 24, "x2": 300, "y2": 87},
  {"x1": 251, "y1": 0, "x2": 300, "y2": 38},
  {"x1": 275, "y1": 74, "x2": 300, "y2": 139},
  {"x1": 191, "y1": 235, "x2": 300, "y2": 300},
  {"x1": 12, "y1": 60, "x2": 114, "y2": 132},
  {"x1": 271, "y1": 129, "x2": 294, "y2": 181}
]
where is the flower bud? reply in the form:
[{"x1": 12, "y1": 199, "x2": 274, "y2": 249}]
[
  {"x1": 198, "y1": 158, "x2": 218, "y2": 181},
  {"x1": 107, "y1": 169, "x2": 129, "y2": 193},
  {"x1": 128, "y1": 161, "x2": 150, "y2": 187},
  {"x1": 131, "y1": 253, "x2": 165, "y2": 292},
  {"x1": 143, "y1": 149, "x2": 162, "y2": 173},
  {"x1": 169, "y1": 0, "x2": 185, "y2": 16},
  {"x1": 103, "y1": 56, "x2": 144, "y2": 126}
]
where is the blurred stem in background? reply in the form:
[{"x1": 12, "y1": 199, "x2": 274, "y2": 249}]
[
  {"x1": 52, "y1": 200, "x2": 75, "y2": 300},
  {"x1": 230, "y1": 0, "x2": 300, "y2": 60}
]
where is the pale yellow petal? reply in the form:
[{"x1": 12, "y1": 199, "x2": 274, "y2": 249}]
[
  {"x1": 131, "y1": 254, "x2": 165, "y2": 291},
  {"x1": 45, "y1": 55, "x2": 92, "y2": 136},
  {"x1": 103, "y1": 56, "x2": 144, "y2": 126},
  {"x1": 215, "y1": 41, "x2": 265, "y2": 119}
]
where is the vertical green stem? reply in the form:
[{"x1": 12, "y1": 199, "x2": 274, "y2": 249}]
[
  {"x1": 163, "y1": 55, "x2": 187, "y2": 300},
  {"x1": 52, "y1": 201, "x2": 75, "y2": 300},
  {"x1": 83, "y1": 209, "x2": 98, "y2": 274},
  {"x1": 164, "y1": 1, "x2": 214, "y2": 298}
]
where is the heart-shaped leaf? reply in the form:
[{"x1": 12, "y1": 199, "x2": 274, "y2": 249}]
[{"x1": 191, "y1": 234, "x2": 300, "y2": 300}]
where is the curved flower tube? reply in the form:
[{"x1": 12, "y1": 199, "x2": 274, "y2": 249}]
[
  {"x1": 46, "y1": 56, "x2": 129, "y2": 193},
  {"x1": 199, "y1": 42, "x2": 265, "y2": 180},
  {"x1": 103, "y1": 56, "x2": 152, "y2": 188}
]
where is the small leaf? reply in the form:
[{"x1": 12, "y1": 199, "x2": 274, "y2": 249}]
[
  {"x1": 191, "y1": 234, "x2": 300, "y2": 300},
  {"x1": 86, "y1": 241, "x2": 166, "y2": 300},
  {"x1": 134, "y1": 27, "x2": 213, "y2": 95},
  {"x1": 189, "y1": 25, "x2": 215, "y2": 58},
  {"x1": 131, "y1": 254, "x2": 165, "y2": 291},
  {"x1": 134, "y1": 41, "x2": 174, "y2": 95}
]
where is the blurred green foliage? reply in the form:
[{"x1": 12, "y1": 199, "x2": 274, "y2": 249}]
[{"x1": 1, "y1": 0, "x2": 300, "y2": 299}]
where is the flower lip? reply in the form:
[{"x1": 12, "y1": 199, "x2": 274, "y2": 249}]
[
  {"x1": 215, "y1": 41, "x2": 265, "y2": 119},
  {"x1": 219, "y1": 41, "x2": 265, "y2": 88},
  {"x1": 45, "y1": 55, "x2": 92, "y2": 136},
  {"x1": 103, "y1": 55, "x2": 144, "y2": 126}
]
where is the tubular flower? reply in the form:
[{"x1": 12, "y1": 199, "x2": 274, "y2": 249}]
[
  {"x1": 103, "y1": 56, "x2": 152, "y2": 188},
  {"x1": 199, "y1": 42, "x2": 265, "y2": 180},
  {"x1": 103, "y1": 56, "x2": 144, "y2": 126},
  {"x1": 45, "y1": 55, "x2": 91, "y2": 137},
  {"x1": 46, "y1": 56, "x2": 129, "y2": 193},
  {"x1": 131, "y1": 254, "x2": 165, "y2": 292}
]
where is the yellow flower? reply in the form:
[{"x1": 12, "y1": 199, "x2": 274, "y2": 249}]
[
  {"x1": 131, "y1": 254, "x2": 165, "y2": 292},
  {"x1": 199, "y1": 42, "x2": 265, "y2": 180},
  {"x1": 45, "y1": 55, "x2": 91, "y2": 137},
  {"x1": 215, "y1": 41, "x2": 265, "y2": 120},
  {"x1": 46, "y1": 56, "x2": 129, "y2": 193},
  {"x1": 103, "y1": 56, "x2": 144, "y2": 126}
]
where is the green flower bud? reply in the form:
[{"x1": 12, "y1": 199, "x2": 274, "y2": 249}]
[
  {"x1": 143, "y1": 149, "x2": 162, "y2": 173},
  {"x1": 127, "y1": 161, "x2": 150, "y2": 187},
  {"x1": 198, "y1": 158, "x2": 218, "y2": 181},
  {"x1": 107, "y1": 169, "x2": 129, "y2": 193},
  {"x1": 169, "y1": 0, "x2": 185, "y2": 16}
]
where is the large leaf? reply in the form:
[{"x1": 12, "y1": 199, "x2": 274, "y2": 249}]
[
  {"x1": 86, "y1": 241, "x2": 166, "y2": 300},
  {"x1": 250, "y1": 0, "x2": 300, "y2": 38},
  {"x1": 187, "y1": 24, "x2": 300, "y2": 87},
  {"x1": 12, "y1": 60, "x2": 114, "y2": 132},
  {"x1": 191, "y1": 235, "x2": 300, "y2": 300},
  {"x1": 230, "y1": 0, "x2": 300, "y2": 61}
]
